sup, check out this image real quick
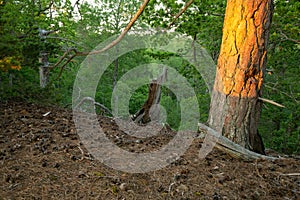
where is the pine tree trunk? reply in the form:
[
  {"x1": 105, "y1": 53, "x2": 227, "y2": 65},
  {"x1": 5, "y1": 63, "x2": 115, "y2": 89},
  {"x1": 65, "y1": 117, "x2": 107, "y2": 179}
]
[{"x1": 208, "y1": 0, "x2": 274, "y2": 154}]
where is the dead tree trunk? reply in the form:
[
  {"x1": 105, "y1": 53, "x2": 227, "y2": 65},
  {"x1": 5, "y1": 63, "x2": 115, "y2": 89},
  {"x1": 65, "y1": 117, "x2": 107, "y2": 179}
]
[
  {"x1": 39, "y1": 52, "x2": 49, "y2": 88},
  {"x1": 132, "y1": 67, "x2": 167, "y2": 123},
  {"x1": 38, "y1": 28, "x2": 56, "y2": 88}
]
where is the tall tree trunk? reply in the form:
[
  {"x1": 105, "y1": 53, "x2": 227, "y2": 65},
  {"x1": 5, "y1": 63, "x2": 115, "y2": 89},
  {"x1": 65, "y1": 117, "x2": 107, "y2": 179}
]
[{"x1": 208, "y1": 0, "x2": 274, "y2": 154}]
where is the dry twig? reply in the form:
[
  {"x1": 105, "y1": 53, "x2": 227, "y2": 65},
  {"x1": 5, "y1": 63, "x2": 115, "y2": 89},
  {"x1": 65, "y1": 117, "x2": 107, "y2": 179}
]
[{"x1": 258, "y1": 97, "x2": 285, "y2": 108}]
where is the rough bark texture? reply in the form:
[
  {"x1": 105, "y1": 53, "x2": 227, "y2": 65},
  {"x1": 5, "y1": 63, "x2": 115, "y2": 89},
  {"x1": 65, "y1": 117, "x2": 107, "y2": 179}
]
[{"x1": 208, "y1": 0, "x2": 274, "y2": 154}]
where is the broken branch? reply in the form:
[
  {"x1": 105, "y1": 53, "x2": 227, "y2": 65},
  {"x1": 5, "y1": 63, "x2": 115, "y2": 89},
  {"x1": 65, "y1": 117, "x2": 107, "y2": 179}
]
[
  {"x1": 75, "y1": 97, "x2": 113, "y2": 116},
  {"x1": 132, "y1": 67, "x2": 167, "y2": 123},
  {"x1": 258, "y1": 97, "x2": 285, "y2": 108}
]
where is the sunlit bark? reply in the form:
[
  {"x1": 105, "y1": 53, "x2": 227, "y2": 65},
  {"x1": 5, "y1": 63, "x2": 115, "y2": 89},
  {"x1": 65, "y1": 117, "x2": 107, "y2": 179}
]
[{"x1": 208, "y1": 0, "x2": 274, "y2": 154}]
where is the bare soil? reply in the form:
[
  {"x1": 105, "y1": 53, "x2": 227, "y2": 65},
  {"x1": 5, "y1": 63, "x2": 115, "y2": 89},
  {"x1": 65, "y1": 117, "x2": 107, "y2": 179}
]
[{"x1": 0, "y1": 101, "x2": 299, "y2": 200}]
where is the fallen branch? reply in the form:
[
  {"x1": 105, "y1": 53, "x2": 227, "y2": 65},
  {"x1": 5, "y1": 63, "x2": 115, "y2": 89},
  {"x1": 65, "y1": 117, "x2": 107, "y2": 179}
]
[
  {"x1": 75, "y1": 97, "x2": 113, "y2": 116},
  {"x1": 198, "y1": 123, "x2": 279, "y2": 161},
  {"x1": 258, "y1": 97, "x2": 285, "y2": 108},
  {"x1": 78, "y1": 145, "x2": 94, "y2": 161},
  {"x1": 167, "y1": 0, "x2": 194, "y2": 29}
]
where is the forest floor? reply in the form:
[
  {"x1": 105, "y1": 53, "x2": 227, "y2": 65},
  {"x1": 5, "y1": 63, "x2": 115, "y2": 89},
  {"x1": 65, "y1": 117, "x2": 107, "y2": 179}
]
[{"x1": 0, "y1": 101, "x2": 299, "y2": 200}]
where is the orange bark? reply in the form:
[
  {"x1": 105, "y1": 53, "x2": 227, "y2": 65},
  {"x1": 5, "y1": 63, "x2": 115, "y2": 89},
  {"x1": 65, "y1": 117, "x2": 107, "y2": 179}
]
[
  {"x1": 208, "y1": 0, "x2": 274, "y2": 154},
  {"x1": 214, "y1": 0, "x2": 273, "y2": 98}
]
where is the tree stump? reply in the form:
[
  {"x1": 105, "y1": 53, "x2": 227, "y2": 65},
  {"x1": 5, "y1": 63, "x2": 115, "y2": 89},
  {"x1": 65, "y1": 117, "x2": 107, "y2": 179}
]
[{"x1": 132, "y1": 67, "x2": 167, "y2": 124}]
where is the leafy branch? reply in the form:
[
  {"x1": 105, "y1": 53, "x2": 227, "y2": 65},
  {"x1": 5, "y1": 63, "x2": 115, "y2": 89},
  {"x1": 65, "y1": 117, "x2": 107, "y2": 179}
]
[{"x1": 50, "y1": 0, "x2": 150, "y2": 79}]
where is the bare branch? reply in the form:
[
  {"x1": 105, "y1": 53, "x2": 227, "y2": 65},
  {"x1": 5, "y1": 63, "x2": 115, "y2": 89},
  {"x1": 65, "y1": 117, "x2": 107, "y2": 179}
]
[
  {"x1": 75, "y1": 97, "x2": 113, "y2": 115},
  {"x1": 258, "y1": 97, "x2": 285, "y2": 108},
  {"x1": 49, "y1": 48, "x2": 78, "y2": 70},
  {"x1": 55, "y1": 54, "x2": 77, "y2": 80},
  {"x1": 73, "y1": 0, "x2": 83, "y2": 20},
  {"x1": 73, "y1": 0, "x2": 80, "y2": 8},
  {"x1": 207, "y1": 12, "x2": 225, "y2": 17},
  {"x1": 280, "y1": 32, "x2": 300, "y2": 44},
  {"x1": 86, "y1": 0, "x2": 150, "y2": 55},
  {"x1": 37, "y1": 1, "x2": 54, "y2": 16},
  {"x1": 167, "y1": 0, "x2": 194, "y2": 29},
  {"x1": 277, "y1": 29, "x2": 300, "y2": 44},
  {"x1": 279, "y1": 173, "x2": 300, "y2": 176},
  {"x1": 50, "y1": 0, "x2": 150, "y2": 78}
]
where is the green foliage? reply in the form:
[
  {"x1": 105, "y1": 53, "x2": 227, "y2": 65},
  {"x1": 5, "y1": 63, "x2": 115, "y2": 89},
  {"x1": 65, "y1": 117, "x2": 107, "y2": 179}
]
[
  {"x1": 142, "y1": 0, "x2": 299, "y2": 154},
  {"x1": 1, "y1": 0, "x2": 299, "y2": 154},
  {"x1": 142, "y1": 0, "x2": 225, "y2": 61},
  {"x1": 160, "y1": 93, "x2": 180, "y2": 130},
  {"x1": 258, "y1": 0, "x2": 300, "y2": 154},
  {"x1": 0, "y1": 62, "x2": 79, "y2": 106}
]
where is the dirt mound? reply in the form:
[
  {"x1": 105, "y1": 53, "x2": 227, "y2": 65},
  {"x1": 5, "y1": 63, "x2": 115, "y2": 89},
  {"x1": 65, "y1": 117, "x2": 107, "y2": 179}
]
[{"x1": 0, "y1": 101, "x2": 299, "y2": 199}]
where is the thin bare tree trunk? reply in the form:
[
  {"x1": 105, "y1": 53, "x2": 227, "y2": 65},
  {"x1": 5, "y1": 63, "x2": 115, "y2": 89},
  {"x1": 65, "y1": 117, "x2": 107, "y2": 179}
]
[
  {"x1": 113, "y1": 57, "x2": 119, "y2": 89},
  {"x1": 39, "y1": 52, "x2": 49, "y2": 88}
]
